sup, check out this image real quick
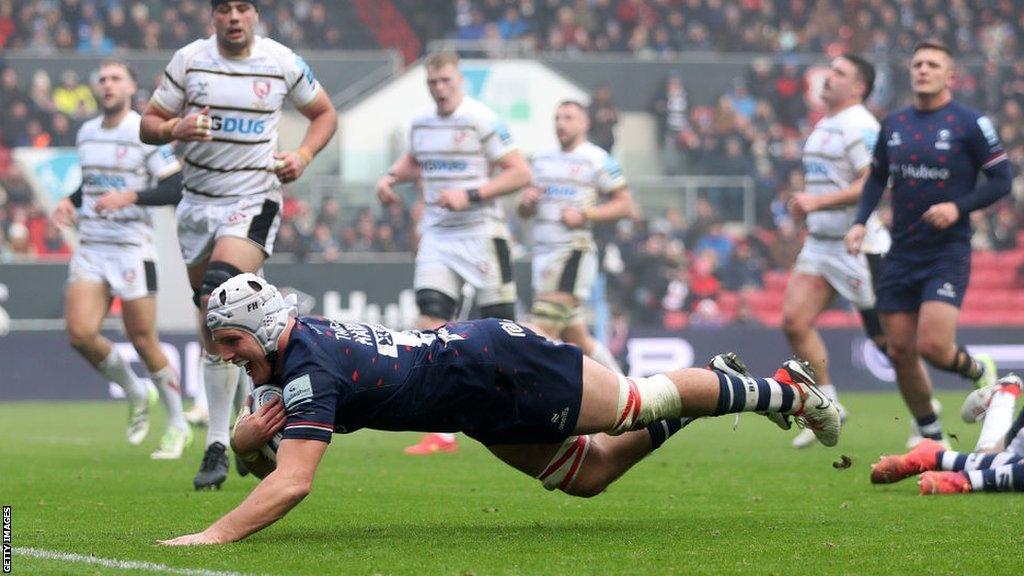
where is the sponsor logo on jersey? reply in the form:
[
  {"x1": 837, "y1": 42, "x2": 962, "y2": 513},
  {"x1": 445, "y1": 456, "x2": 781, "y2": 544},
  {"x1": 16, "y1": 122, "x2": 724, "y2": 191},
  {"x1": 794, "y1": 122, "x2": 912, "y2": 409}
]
[
  {"x1": 210, "y1": 115, "x2": 266, "y2": 135},
  {"x1": 887, "y1": 131, "x2": 902, "y2": 147},
  {"x1": 977, "y1": 116, "x2": 999, "y2": 147},
  {"x1": 493, "y1": 119, "x2": 512, "y2": 145},
  {"x1": 295, "y1": 55, "x2": 315, "y2": 86},
  {"x1": 83, "y1": 173, "x2": 128, "y2": 189},
  {"x1": 498, "y1": 319, "x2": 526, "y2": 337},
  {"x1": 803, "y1": 159, "x2": 831, "y2": 177},
  {"x1": 893, "y1": 163, "x2": 950, "y2": 180},
  {"x1": 192, "y1": 80, "x2": 210, "y2": 100},
  {"x1": 543, "y1": 185, "x2": 576, "y2": 198},
  {"x1": 421, "y1": 159, "x2": 468, "y2": 173},
  {"x1": 937, "y1": 282, "x2": 957, "y2": 299},
  {"x1": 116, "y1": 145, "x2": 129, "y2": 160},
  {"x1": 862, "y1": 128, "x2": 879, "y2": 153},
  {"x1": 935, "y1": 129, "x2": 951, "y2": 150},
  {"x1": 283, "y1": 374, "x2": 314, "y2": 411}
]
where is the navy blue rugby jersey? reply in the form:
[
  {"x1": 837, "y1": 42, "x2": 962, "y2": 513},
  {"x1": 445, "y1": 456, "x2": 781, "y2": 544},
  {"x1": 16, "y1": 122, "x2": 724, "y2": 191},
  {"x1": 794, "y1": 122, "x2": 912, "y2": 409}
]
[
  {"x1": 270, "y1": 317, "x2": 583, "y2": 443},
  {"x1": 856, "y1": 100, "x2": 1010, "y2": 254}
]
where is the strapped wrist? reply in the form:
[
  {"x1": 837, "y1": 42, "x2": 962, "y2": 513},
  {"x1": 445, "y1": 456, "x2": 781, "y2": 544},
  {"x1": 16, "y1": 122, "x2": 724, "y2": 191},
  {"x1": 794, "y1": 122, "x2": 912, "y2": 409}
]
[
  {"x1": 161, "y1": 118, "x2": 181, "y2": 141},
  {"x1": 466, "y1": 188, "x2": 483, "y2": 203}
]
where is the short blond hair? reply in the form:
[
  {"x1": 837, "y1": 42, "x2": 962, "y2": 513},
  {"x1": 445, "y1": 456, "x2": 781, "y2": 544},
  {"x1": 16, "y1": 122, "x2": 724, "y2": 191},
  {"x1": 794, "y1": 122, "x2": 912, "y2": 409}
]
[{"x1": 425, "y1": 50, "x2": 460, "y2": 70}]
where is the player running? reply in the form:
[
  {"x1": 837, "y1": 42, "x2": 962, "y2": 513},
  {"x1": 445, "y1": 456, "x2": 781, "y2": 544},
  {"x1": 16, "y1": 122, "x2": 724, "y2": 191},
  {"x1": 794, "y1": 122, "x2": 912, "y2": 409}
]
[
  {"x1": 140, "y1": 0, "x2": 337, "y2": 488},
  {"x1": 517, "y1": 100, "x2": 635, "y2": 374},
  {"x1": 845, "y1": 39, "x2": 1011, "y2": 448},
  {"x1": 870, "y1": 374, "x2": 1024, "y2": 494},
  {"x1": 52, "y1": 59, "x2": 190, "y2": 459},
  {"x1": 376, "y1": 50, "x2": 531, "y2": 455},
  {"x1": 782, "y1": 54, "x2": 890, "y2": 449},
  {"x1": 158, "y1": 273, "x2": 840, "y2": 545}
]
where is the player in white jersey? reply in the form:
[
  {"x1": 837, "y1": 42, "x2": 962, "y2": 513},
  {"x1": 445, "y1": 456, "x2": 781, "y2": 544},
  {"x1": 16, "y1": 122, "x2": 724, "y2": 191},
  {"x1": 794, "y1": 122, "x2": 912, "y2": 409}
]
[
  {"x1": 517, "y1": 101, "x2": 635, "y2": 374},
  {"x1": 782, "y1": 54, "x2": 891, "y2": 448},
  {"x1": 139, "y1": 0, "x2": 337, "y2": 489},
  {"x1": 376, "y1": 51, "x2": 532, "y2": 455},
  {"x1": 51, "y1": 60, "x2": 191, "y2": 459}
]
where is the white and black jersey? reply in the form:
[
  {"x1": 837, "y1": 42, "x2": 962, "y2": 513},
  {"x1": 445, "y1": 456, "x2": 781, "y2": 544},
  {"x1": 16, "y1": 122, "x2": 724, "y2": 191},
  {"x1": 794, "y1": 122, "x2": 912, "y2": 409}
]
[
  {"x1": 150, "y1": 35, "x2": 321, "y2": 202},
  {"x1": 802, "y1": 103, "x2": 891, "y2": 254},
  {"x1": 76, "y1": 111, "x2": 181, "y2": 247},
  {"x1": 530, "y1": 141, "x2": 626, "y2": 249},
  {"x1": 409, "y1": 97, "x2": 517, "y2": 234}
]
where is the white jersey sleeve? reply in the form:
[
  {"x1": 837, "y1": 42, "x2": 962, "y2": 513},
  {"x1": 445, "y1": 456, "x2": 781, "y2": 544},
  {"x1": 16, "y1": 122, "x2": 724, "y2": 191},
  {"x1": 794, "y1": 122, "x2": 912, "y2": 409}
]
[
  {"x1": 472, "y1": 105, "x2": 517, "y2": 163},
  {"x1": 279, "y1": 49, "x2": 321, "y2": 109},
  {"x1": 844, "y1": 113, "x2": 879, "y2": 173},
  {"x1": 596, "y1": 154, "x2": 627, "y2": 194},
  {"x1": 150, "y1": 40, "x2": 203, "y2": 115},
  {"x1": 144, "y1": 143, "x2": 182, "y2": 181}
]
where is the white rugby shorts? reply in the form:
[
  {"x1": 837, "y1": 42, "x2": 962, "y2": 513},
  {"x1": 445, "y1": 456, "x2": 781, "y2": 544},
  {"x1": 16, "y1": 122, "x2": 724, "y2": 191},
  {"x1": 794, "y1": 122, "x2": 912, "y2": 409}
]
[
  {"x1": 176, "y1": 192, "x2": 281, "y2": 266},
  {"x1": 794, "y1": 236, "x2": 877, "y2": 309},
  {"x1": 531, "y1": 244, "x2": 598, "y2": 301},
  {"x1": 68, "y1": 242, "x2": 158, "y2": 301},
  {"x1": 414, "y1": 228, "x2": 516, "y2": 307}
]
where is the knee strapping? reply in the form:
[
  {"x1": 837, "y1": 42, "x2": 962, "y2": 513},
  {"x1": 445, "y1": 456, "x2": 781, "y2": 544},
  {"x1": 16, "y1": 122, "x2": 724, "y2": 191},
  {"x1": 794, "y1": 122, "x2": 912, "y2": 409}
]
[
  {"x1": 608, "y1": 374, "x2": 682, "y2": 436},
  {"x1": 537, "y1": 435, "x2": 591, "y2": 491},
  {"x1": 949, "y1": 345, "x2": 978, "y2": 378},
  {"x1": 480, "y1": 302, "x2": 516, "y2": 321},
  {"x1": 531, "y1": 299, "x2": 578, "y2": 331},
  {"x1": 415, "y1": 289, "x2": 457, "y2": 321},
  {"x1": 193, "y1": 261, "x2": 244, "y2": 308}
]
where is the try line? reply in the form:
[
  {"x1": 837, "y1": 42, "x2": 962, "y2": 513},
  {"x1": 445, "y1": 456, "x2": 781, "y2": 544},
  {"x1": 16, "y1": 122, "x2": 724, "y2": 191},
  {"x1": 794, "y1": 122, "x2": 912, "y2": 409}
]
[{"x1": 14, "y1": 547, "x2": 257, "y2": 576}]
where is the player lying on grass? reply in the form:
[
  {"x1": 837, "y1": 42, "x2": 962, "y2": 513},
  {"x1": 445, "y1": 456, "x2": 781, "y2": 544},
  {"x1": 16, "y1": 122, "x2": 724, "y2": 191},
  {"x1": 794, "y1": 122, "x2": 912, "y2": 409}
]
[
  {"x1": 870, "y1": 374, "x2": 1024, "y2": 494},
  {"x1": 159, "y1": 273, "x2": 840, "y2": 545}
]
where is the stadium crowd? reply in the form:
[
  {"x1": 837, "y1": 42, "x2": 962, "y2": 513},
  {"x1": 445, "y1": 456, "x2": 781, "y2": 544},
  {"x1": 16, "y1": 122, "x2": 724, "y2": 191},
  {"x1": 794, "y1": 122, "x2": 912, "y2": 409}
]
[{"x1": 2, "y1": 0, "x2": 1024, "y2": 329}]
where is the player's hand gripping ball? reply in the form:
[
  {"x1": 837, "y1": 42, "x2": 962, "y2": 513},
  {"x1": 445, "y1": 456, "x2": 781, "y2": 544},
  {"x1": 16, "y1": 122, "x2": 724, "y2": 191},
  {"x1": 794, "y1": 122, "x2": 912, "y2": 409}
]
[{"x1": 251, "y1": 385, "x2": 284, "y2": 461}]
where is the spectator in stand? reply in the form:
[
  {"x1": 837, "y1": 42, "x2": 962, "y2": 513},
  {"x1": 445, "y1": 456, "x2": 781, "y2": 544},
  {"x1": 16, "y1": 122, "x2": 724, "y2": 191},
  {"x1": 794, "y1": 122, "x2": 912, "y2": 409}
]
[
  {"x1": 28, "y1": 70, "x2": 56, "y2": 118},
  {"x1": 6, "y1": 221, "x2": 33, "y2": 259},
  {"x1": 309, "y1": 222, "x2": 341, "y2": 261},
  {"x1": 652, "y1": 74, "x2": 690, "y2": 175},
  {"x1": 49, "y1": 113, "x2": 75, "y2": 147},
  {"x1": 0, "y1": 0, "x2": 13, "y2": 49},
  {"x1": 1, "y1": 67, "x2": 27, "y2": 108},
  {"x1": 53, "y1": 71, "x2": 96, "y2": 120},
  {"x1": 457, "y1": 8, "x2": 488, "y2": 41},
  {"x1": 773, "y1": 61, "x2": 807, "y2": 130},
  {"x1": 2, "y1": 101, "x2": 30, "y2": 147},
  {"x1": 497, "y1": 5, "x2": 529, "y2": 39},
  {"x1": 589, "y1": 86, "x2": 619, "y2": 153},
  {"x1": 721, "y1": 240, "x2": 766, "y2": 292},
  {"x1": 77, "y1": 22, "x2": 116, "y2": 55}
]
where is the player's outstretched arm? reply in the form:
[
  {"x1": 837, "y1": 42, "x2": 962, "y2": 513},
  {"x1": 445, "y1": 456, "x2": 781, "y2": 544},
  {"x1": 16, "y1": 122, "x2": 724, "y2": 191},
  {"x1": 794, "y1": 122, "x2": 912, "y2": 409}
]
[
  {"x1": 158, "y1": 439, "x2": 327, "y2": 545},
  {"x1": 274, "y1": 91, "x2": 338, "y2": 184}
]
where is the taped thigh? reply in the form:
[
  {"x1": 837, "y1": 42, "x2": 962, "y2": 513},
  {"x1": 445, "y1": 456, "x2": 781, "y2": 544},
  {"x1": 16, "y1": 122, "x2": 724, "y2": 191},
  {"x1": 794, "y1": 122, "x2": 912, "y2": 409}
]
[{"x1": 537, "y1": 435, "x2": 591, "y2": 491}]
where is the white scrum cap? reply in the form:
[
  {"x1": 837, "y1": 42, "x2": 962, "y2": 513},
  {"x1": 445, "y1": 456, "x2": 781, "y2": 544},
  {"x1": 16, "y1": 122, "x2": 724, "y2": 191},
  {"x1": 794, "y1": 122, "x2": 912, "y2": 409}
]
[{"x1": 206, "y1": 273, "x2": 297, "y2": 355}]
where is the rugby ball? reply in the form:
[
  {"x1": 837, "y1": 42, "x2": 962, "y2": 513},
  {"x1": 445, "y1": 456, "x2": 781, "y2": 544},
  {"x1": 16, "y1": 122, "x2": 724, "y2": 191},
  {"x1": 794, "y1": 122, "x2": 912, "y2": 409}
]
[{"x1": 251, "y1": 385, "x2": 284, "y2": 461}]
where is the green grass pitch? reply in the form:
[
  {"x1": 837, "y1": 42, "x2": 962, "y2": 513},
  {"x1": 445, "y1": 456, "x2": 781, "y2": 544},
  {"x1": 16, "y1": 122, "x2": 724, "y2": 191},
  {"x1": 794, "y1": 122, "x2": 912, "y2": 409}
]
[{"x1": 3, "y1": 392, "x2": 1023, "y2": 575}]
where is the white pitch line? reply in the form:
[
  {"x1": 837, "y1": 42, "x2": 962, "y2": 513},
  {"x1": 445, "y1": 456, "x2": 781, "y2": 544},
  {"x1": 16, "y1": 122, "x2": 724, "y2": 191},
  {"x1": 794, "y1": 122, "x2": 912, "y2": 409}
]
[{"x1": 14, "y1": 547, "x2": 259, "y2": 576}]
